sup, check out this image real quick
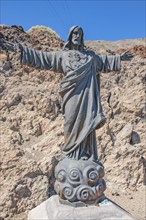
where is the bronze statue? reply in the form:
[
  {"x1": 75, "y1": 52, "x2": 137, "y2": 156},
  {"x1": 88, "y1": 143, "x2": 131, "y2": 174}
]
[{"x1": 0, "y1": 26, "x2": 133, "y2": 204}]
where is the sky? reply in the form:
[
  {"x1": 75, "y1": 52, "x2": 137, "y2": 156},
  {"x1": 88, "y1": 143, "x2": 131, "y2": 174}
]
[{"x1": 0, "y1": 0, "x2": 145, "y2": 41}]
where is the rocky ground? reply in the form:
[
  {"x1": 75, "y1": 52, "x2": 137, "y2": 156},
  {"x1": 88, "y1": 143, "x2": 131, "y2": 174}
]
[{"x1": 0, "y1": 25, "x2": 146, "y2": 220}]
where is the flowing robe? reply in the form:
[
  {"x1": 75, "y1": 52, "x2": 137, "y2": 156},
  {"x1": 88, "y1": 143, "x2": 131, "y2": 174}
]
[{"x1": 20, "y1": 46, "x2": 121, "y2": 160}]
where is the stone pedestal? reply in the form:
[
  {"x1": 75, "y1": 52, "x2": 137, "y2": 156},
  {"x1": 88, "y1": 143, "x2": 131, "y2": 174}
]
[{"x1": 28, "y1": 195, "x2": 135, "y2": 220}]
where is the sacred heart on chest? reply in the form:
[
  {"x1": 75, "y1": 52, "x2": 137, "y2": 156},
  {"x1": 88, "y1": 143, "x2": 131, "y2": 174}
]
[{"x1": 66, "y1": 51, "x2": 89, "y2": 71}]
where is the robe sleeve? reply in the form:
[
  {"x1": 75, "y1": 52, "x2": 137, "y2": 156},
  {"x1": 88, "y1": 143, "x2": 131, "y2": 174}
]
[
  {"x1": 95, "y1": 54, "x2": 121, "y2": 73},
  {"x1": 19, "y1": 45, "x2": 63, "y2": 73}
]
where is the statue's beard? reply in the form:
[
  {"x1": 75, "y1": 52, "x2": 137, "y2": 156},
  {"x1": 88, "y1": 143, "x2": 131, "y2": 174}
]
[{"x1": 72, "y1": 39, "x2": 81, "y2": 46}]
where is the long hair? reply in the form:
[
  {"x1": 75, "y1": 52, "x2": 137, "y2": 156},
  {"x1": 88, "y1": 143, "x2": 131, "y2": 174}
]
[{"x1": 63, "y1": 26, "x2": 85, "y2": 51}]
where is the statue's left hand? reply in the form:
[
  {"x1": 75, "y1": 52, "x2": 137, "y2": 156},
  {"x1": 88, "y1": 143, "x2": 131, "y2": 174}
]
[{"x1": 120, "y1": 51, "x2": 134, "y2": 60}]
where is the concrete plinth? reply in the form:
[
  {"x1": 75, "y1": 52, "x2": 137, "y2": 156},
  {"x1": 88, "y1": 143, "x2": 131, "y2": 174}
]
[{"x1": 28, "y1": 195, "x2": 135, "y2": 220}]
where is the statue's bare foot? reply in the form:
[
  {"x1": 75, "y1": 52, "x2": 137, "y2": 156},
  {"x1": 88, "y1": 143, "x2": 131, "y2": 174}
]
[
  {"x1": 81, "y1": 156, "x2": 89, "y2": 160},
  {"x1": 96, "y1": 119, "x2": 106, "y2": 129}
]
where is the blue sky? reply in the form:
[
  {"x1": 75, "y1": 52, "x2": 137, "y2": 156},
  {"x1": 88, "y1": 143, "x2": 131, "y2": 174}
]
[{"x1": 0, "y1": 0, "x2": 145, "y2": 41}]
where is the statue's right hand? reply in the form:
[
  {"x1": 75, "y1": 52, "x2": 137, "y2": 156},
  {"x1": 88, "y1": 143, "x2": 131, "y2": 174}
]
[
  {"x1": 0, "y1": 39, "x2": 19, "y2": 52},
  {"x1": 0, "y1": 38, "x2": 6, "y2": 49}
]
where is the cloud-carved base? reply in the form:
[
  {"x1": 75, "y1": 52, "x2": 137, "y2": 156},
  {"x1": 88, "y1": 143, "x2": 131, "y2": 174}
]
[{"x1": 54, "y1": 157, "x2": 106, "y2": 204}]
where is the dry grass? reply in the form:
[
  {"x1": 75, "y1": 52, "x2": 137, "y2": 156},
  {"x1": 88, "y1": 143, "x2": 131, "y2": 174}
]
[
  {"x1": 0, "y1": 24, "x2": 5, "y2": 28},
  {"x1": 27, "y1": 25, "x2": 60, "y2": 38}
]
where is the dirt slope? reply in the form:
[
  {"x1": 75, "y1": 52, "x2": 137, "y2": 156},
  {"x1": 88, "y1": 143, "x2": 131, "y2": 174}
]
[{"x1": 0, "y1": 25, "x2": 145, "y2": 220}]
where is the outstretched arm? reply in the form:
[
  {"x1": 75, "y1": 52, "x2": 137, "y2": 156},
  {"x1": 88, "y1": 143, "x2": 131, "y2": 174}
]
[
  {"x1": 0, "y1": 39, "x2": 63, "y2": 72},
  {"x1": 19, "y1": 44, "x2": 63, "y2": 72},
  {"x1": 95, "y1": 52, "x2": 133, "y2": 73},
  {"x1": 95, "y1": 54, "x2": 121, "y2": 72}
]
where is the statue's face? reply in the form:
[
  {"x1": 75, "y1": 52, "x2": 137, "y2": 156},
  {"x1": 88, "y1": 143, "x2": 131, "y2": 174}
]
[{"x1": 71, "y1": 27, "x2": 82, "y2": 46}]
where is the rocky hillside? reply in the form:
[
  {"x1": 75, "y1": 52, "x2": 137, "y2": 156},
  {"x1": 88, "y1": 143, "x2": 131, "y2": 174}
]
[
  {"x1": 0, "y1": 25, "x2": 145, "y2": 220},
  {"x1": 86, "y1": 38, "x2": 146, "y2": 57}
]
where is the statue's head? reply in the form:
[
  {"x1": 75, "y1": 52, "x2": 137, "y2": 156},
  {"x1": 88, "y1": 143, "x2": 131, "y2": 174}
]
[{"x1": 63, "y1": 26, "x2": 85, "y2": 51}]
